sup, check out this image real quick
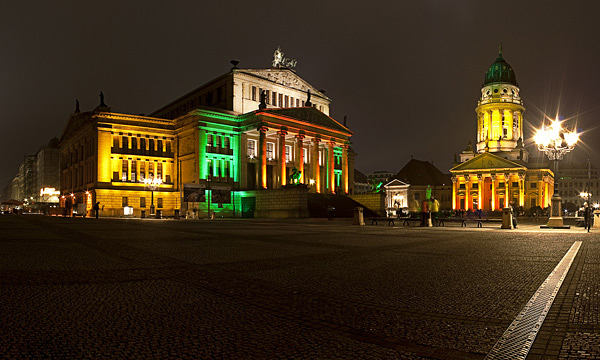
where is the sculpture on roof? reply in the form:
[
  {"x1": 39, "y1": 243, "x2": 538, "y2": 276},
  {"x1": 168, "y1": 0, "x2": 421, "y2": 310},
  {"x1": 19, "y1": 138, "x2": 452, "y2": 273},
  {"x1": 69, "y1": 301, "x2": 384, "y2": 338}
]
[
  {"x1": 305, "y1": 89, "x2": 312, "y2": 107},
  {"x1": 272, "y1": 46, "x2": 297, "y2": 68},
  {"x1": 99, "y1": 91, "x2": 106, "y2": 106},
  {"x1": 75, "y1": 99, "x2": 80, "y2": 113}
]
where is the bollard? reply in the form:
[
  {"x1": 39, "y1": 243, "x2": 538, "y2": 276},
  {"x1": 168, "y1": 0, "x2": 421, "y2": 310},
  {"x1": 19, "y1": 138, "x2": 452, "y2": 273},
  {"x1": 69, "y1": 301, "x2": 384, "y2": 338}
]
[
  {"x1": 354, "y1": 207, "x2": 365, "y2": 226},
  {"x1": 501, "y1": 207, "x2": 513, "y2": 229}
]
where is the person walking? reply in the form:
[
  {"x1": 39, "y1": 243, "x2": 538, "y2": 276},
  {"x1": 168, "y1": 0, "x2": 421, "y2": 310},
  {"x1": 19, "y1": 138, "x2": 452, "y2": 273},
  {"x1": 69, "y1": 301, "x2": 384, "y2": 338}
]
[
  {"x1": 584, "y1": 202, "x2": 592, "y2": 232},
  {"x1": 93, "y1": 201, "x2": 100, "y2": 219},
  {"x1": 420, "y1": 199, "x2": 429, "y2": 227}
]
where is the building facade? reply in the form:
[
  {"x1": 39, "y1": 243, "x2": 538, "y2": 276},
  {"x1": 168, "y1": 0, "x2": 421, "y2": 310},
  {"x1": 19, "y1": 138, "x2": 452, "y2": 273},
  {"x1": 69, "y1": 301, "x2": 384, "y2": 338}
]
[
  {"x1": 450, "y1": 49, "x2": 553, "y2": 211},
  {"x1": 59, "y1": 50, "x2": 353, "y2": 218}
]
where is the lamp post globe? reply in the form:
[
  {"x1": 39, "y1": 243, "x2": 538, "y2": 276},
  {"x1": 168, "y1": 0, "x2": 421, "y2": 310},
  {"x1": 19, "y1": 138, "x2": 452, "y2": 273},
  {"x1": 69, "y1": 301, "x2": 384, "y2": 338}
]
[{"x1": 534, "y1": 118, "x2": 579, "y2": 228}]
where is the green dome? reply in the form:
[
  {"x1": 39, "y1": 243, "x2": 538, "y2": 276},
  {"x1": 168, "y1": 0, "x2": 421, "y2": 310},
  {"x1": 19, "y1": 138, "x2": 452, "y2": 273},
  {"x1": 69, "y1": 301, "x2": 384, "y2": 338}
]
[{"x1": 484, "y1": 52, "x2": 517, "y2": 86}]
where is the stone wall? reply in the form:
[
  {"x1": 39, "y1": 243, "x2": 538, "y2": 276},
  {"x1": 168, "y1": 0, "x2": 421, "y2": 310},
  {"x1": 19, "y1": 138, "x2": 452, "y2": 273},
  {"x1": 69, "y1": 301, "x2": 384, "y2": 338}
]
[
  {"x1": 348, "y1": 193, "x2": 386, "y2": 216},
  {"x1": 253, "y1": 186, "x2": 309, "y2": 218}
]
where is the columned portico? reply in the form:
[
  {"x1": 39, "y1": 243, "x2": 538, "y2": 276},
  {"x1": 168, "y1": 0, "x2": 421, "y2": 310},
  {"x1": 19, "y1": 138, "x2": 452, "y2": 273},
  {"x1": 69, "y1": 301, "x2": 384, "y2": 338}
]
[
  {"x1": 312, "y1": 137, "x2": 321, "y2": 193},
  {"x1": 341, "y1": 144, "x2": 349, "y2": 194}
]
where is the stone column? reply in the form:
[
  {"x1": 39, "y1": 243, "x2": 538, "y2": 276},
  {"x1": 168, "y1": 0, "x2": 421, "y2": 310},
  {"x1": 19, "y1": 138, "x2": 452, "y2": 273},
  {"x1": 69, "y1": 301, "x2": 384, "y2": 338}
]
[
  {"x1": 295, "y1": 134, "x2": 305, "y2": 183},
  {"x1": 491, "y1": 174, "x2": 496, "y2": 210},
  {"x1": 258, "y1": 126, "x2": 268, "y2": 189},
  {"x1": 505, "y1": 173, "x2": 511, "y2": 208},
  {"x1": 341, "y1": 143, "x2": 349, "y2": 194},
  {"x1": 464, "y1": 176, "x2": 469, "y2": 210},
  {"x1": 519, "y1": 173, "x2": 525, "y2": 207},
  {"x1": 477, "y1": 174, "x2": 483, "y2": 210},
  {"x1": 328, "y1": 140, "x2": 335, "y2": 194},
  {"x1": 278, "y1": 129, "x2": 287, "y2": 187},
  {"x1": 312, "y1": 137, "x2": 321, "y2": 193},
  {"x1": 538, "y1": 178, "x2": 544, "y2": 208},
  {"x1": 452, "y1": 176, "x2": 457, "y2": 210}
]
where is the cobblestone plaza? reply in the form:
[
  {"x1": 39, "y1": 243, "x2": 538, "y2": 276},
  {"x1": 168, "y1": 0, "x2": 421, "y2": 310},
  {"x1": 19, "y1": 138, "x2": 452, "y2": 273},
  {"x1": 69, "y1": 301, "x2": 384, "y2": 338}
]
[{"x1": 0, "y1": 215, "x2": 598, "y2": 359}]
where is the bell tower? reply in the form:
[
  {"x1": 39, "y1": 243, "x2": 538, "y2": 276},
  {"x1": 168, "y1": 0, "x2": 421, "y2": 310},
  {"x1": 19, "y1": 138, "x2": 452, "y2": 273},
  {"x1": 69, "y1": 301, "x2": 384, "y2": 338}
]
[{"x1": 475, "y1": 47, "x2": 527, "y2": 162}]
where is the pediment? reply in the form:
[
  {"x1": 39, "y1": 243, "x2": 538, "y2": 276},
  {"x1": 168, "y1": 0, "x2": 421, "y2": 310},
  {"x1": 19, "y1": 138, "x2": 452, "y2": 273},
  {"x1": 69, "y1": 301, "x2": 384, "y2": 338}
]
[
  {"x1": 59, "y1": 112, "x2": 94, "y2": 142},
  {"x1": 450, "y1": 152, "x2": 526, "y2": 172},
  {"x1": 239, "y1": 69, "x2": 329, "y2": 100},
  {"x1": 384, "y1": 179, "x2": 409, "y2": 188}
]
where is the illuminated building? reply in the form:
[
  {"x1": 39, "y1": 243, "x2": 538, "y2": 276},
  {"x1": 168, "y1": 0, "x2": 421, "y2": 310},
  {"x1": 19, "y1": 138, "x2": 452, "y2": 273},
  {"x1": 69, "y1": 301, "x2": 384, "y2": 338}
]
[
  {"x1": 59, "y1": 49, "x2": 353, "y2": 218},
  {"x1": 60, "y1": 97, "x2": 179, "y2": 217},
  {"x1": 450, "y1": 48, "x2": 553, "y2": 211},
  {"x1": 395, "y1": 159, "x2": 453, "y2": 211}
]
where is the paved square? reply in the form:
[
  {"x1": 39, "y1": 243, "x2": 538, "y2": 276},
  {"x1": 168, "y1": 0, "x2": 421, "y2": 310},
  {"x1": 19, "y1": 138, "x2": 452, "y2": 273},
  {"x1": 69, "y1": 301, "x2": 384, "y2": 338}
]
[{"x1": 0, "y1": 215, "x2": 597, "y2": 359}]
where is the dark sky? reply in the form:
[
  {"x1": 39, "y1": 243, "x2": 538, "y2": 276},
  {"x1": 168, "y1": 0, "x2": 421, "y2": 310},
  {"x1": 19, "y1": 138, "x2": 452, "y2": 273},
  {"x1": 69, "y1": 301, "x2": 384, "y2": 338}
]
[{"x1": 2, "y1": 1, "x2": 600, "y2": 190}]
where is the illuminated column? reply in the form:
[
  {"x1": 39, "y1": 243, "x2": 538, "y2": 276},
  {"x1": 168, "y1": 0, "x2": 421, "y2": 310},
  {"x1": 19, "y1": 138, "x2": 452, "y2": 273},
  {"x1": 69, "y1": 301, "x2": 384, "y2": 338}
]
[
  {"x1": 258, "y1": 126, "x2": 267, "y2": 189},
  {"x1": 464, "y1": 176, "x2": 469, "y2": 210},
  {"x1": 295, "y1": 134, "x2": 305, "y2": 183},
  {"x1": 504, "y1": 173, "x2": 510, "y2": 208},
  {"x1": 519, "y1": 173, "x2": 525, "y2": 207},
  {"x1": 328, "y1": 140, "x2": 335, "y2": 194},
  {"x1": 451, "y1": 176, "x2": 457, "y2": 210},
  {"x1": 341, "y1": 143, "x2": 349, "y2": 194},
  {"x1": 491, "y1": 174, "x2": 496, "y2": 210},
  {"x1": 538, "y1": 178, "x2": 543, "y2": 208},
  {"x1": 477, "y1": 174, "x2": 483, "y2": 210},
  {"x1": 312, "y1": 137, "x2": 321, "y2": 193},
  {"x1": 545, "y1": 179, "x2": 550, "y2": 208},
  {"x1": 278, "y1": 129, "x2": 287, "y2": 187}
]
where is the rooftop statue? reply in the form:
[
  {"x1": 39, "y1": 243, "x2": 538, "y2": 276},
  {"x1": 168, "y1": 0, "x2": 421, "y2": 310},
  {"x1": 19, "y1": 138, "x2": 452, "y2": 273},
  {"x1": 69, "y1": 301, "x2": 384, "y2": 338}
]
[{"x1": 272, "y1": 46, "x2": 297, "y2": 68}]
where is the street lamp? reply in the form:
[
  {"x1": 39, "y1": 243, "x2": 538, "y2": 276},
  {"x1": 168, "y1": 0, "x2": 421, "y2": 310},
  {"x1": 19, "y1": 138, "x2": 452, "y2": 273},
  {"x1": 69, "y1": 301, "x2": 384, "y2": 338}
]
[
  {"x1": 534, "y1": 117, "x2": 579, "y2": 228},
  {"x1": 143, "y1": 176, "x2": 162, "y2": 216}
]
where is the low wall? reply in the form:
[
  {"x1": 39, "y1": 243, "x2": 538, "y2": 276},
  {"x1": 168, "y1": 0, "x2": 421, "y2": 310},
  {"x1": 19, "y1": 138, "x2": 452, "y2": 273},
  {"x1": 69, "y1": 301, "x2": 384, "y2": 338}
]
[
  {"x1": 349, "y1": 193, "x2": 386, "y2": 216},
  {"x1": 254, "y1": 186, "x2": 309, "y2": 218}
]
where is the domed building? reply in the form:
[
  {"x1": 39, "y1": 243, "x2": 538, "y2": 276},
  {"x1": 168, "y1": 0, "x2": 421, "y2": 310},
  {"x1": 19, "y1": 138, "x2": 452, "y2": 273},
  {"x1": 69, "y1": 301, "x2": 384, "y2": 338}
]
[{"x1": 450, "y1": 48, "x2": 554, "y2": 212}]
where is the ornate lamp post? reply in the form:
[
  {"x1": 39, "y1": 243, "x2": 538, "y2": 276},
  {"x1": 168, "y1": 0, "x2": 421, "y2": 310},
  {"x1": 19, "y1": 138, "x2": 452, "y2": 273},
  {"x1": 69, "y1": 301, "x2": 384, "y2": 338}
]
[
  {"x1": 143, "y1": 176, "x2": 162, "y2": 216},
  {"x1": 534, "y1": 118, "x2": 579, "y2": 228}
]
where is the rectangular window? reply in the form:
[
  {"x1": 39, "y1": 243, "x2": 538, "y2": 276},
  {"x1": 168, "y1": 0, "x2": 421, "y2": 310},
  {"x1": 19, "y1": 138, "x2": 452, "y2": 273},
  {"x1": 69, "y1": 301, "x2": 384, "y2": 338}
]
[
  {"x1": 512, "y1": 181, "x2": 519, "y2": 188},
  {"x1": 123, "y1": 136, "x2": 129, "y2": 149},
  {"x1": 247, "y1": 139, "x2": 257, "y2": 157},
  {"x1": 216, "y1": 160, "x2": 221, "y2": 178},
  {"x1": 290, "y1": 97, "x2": 294, "y2": 107},
  {"x1": 285, "y1": 95, "x2": 289, "y2": 107},
  {"x1": 266, "y1": 142, "x2": 275, "y2": 160},
  {"x1": 272, "y1": 92, "x2": 277, "y2": 105},
  {"x1": 251, "y1": 86, "x2": 257, "y2": 101},
  {"x1": 149, "y1": 139, "x2": 155, "y2": 152},
  {"x1": 157, "y1": 162, "x2": 162, "y2": 179},
  {"x1": 132, "y1": 137, "x2": 137, "y2": 150},
  {"x1": 302, "y1": 100, "x2": 305, "y2": 107},
  {"x1": 472, "y1": 182, "x2": 478, "y2": 189},
  {"x1": 303, "y1": 148, "x2": 308, "y2": 163},
  {"x1": 215, "y1": 135, "x2": 221, "y2": 148},
  {"x1": 278, "y1": 94, "x2": 283, "y2": 107},
  {"x1": 140, "y1": 162, "x2": 146, "y2": 180},
  {"x1": 157, "y1": 198, "x2": 163, "y2": 208},
  {"x1": 530, "y1": 182, "x2": 537, "y2": 189},
  {"x1": 158, "y1": 140, "x2": 163, "y2": 152},
  {"x1": 207, "y1": 159, "x2": 213, "y2": 178},
  {"x1": 148, "y1": 162, "x2": 154, "y2": 178},
  {"x1": 122, "y1": 196, "x2": 128, "y2": 207},
  {"x1": 459, "y1": 183, "x2": 466, "y2": 189},
  {"x1": 131, "y1": 160, "x2": 137, "y2": 182},
  {"x1": 296, "y1": 99, "x2": 300, "y2": 107},
  {"x1": 207, "y1": 134, "x2": 213, "y2": 147},
  {"x1": 285, "y1": 145, "x2": 292, "y2": 162},
  {"x1": 265, "y1": 90, "x2": 270, "y2": 104},
  {"x1": 141, "y1": 138, "x2": 146, "y2": 151},
  {"x1": 140, "y1": 197, "x2": 146, "y2": 208},
  {"x1": 121, "y1": 160, "x2": 128, "y2": 181},
  {"x1": 223, "y1": 137, "x2": 229, "y2": 149},
  {"x1": 498, "y1": 182, "x2": 505, "y2": 188}
]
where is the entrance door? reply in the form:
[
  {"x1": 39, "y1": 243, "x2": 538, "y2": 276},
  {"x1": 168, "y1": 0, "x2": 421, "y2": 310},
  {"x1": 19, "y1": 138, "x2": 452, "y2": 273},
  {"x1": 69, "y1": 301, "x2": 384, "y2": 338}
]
[{"x1": 241, "y1": 197, "x2": 255, "y2": 218}]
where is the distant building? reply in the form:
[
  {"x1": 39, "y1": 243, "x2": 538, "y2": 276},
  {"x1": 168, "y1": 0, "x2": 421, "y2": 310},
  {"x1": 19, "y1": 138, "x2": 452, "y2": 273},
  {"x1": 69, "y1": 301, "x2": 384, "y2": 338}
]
[
  {"x1": 394, "y1": 159, "x2": 452, "y2": 210},
  {"x1": 366, "y1": 171, "x2": 395, "y2": 186},
  {"x1": 383, "y1": 179, "x2": 409, "y2": 215},
  {"x1": 353, "y1": 169, "x2": 370, "y2": 194},
  {"x1": 2, "y1": 138, "x2": 60, "y2": 204},
  {"x1": 556, "y1": 161, "x2": 600, "y2": 207}
]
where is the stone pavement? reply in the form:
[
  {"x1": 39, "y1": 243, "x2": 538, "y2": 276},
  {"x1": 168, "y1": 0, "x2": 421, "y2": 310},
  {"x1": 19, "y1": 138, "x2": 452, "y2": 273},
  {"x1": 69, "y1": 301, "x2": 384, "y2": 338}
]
[{"x1": 0, "y1": 215, "x2": 597, "y2": 359}]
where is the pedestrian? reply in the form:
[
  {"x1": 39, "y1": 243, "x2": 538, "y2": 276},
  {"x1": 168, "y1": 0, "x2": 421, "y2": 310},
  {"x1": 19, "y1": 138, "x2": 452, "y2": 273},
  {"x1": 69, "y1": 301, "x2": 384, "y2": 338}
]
[
  {"x1": 93, "y1": 201, "x2": 100, "y2": 219},
  {"x1": 420, "y1": 199, "x2": 429, "y2": 227},
  {"x1": 430, "y1": 196, "x2": 440, "y2": 225},
  {"x1": 584, "y1": 202, "x2": 592, "y2": 232}
]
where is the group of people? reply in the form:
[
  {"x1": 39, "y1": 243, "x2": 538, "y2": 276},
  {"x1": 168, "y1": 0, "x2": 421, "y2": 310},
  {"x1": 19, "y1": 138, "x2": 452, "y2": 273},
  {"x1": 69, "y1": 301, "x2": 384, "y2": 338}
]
[{"x1": 420, "y1": 196, "x2": 440, "y2": 227}]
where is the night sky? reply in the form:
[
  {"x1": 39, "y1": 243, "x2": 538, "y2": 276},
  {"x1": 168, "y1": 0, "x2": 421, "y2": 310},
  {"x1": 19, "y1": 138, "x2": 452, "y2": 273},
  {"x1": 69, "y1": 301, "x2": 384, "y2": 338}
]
[{"x1": 2, "y1": 1, "x2": 600, "y2": 190}]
